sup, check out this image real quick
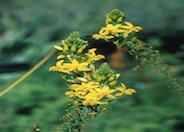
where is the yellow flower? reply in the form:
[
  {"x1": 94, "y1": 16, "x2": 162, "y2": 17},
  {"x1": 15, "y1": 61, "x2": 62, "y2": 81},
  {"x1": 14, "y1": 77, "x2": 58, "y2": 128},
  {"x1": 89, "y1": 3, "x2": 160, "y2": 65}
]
[
  {"x1": 49, "y1": 59, "x2": 91, "y2": 74},
  {"x1": 102, "y1": 24, "x2": 125, "y2": 36},
  {"x1": 65, "y1": 90, "x2": 86, "y2": 98},
  {"x1": 82, "y1": 93, "x2": 107, "y2": 106},
  {"x1": 120, "y1": 21, "x2": 142, "y2": 38},
  {"x1": 64, "y1": 59, "x2": 91, "y2": 72},
  {"x1": 93, "y1": 21, "x2": 142, "y2": 40},
  {"x1": 85, "y1": 48, "x2": 105, "y2": 62},
  {"x1": 92, "y1": 24, "x2": 125, "y2": 40},
  {"x1": 49, "y1": 60, "x2": 72, "y2": 74},
  {"x1": 115, "y1": 83, "x2": 136, "y2": 96},
  {"x1": 91, "y1": 86, "x2": 116, "y2": 99},
  {"x1": 71, "y1": 82, "x2": 99, "y2": 92},
  {"x1": 92, "y1": 33, "x2": 114, "y2": 40}
]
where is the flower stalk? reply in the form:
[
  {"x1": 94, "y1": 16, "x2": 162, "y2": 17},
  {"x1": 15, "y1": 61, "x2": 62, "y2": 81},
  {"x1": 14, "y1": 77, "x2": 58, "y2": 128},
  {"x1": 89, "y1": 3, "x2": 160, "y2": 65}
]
[
  {"x1": 93, "y1": 9, "x2": 183, "y2": 92},
  {"x1": 50, "y1": 32, "x2": 136, "y2": 131}
]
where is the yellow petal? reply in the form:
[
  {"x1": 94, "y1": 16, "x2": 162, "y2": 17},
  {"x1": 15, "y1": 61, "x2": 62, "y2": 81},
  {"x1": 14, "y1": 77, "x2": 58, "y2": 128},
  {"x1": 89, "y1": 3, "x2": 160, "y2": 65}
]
[
  {"x1": 54, "y1": 45, "x2": 63, "y2": 51},
  {"x1": 124, "y1": 21, "x2": 133, "y2": 27},
  {"x1": 76, "y1": 77, "x2": 88, "y2": 82},
  {"x1": 57, "y1": 54, "x2": 65, "y2": 59},
  {"x1": 56, "y1": 60, "x2": 64, "y2": 66},
  {"x1": 49, "y1": 66, "x2": 57, "y2": 71}
]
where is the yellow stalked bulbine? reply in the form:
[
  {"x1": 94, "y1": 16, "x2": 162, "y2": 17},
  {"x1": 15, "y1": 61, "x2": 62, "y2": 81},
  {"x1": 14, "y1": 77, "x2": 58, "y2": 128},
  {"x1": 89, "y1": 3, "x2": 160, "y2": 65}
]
[
  {"x1": 64, "y1": 59, "x2": 91, "y2": 72},
  {"x1": 120, "y1": 21, "x2": 142, "y2": 38},
  {"x1": 50, "y1": 32, "x2": 136, "y2": 108},
  {"x1": 90, "y1": 86, "x2": 116, "y2": 99},
  {"x1": 49, "y1": 60, "x2": 72, "y2": 74},
  {"x1": 92, "y1": 24, "x2": 125, "y2": 40},
  {"x1": 50, "y1": 59, "x2": 92, "y2": 74},
  {"x1": 65, "y1": 90, "x2": 86, "y2": 98},
  {"x1": 93, "y1": 9, "x2": 142, "y2": 41},
  {"x1": 48, "y1": 12, "x2": 139, "y2": 131},
  {"x1": 93, "y1": 22, "x2": 142, "y2": 40},
  {"x1": 71, "y1": 81, "x2": 100, "y2": 92},
  {"x1": 92, "y1": 32, "x2": 114, "y2": 40},
  {"x1": 82, "y1": 93, "x2": 107, "y2": 106},
  {"x1": 115, "y1": 83, "x2": 136, "y2": 96},
  {"x1": 85, "y1": 48, "x2": 105, "y2": 62},
  {"x1": 101, "y1": 24, "x2": 125, "y2": 36}
]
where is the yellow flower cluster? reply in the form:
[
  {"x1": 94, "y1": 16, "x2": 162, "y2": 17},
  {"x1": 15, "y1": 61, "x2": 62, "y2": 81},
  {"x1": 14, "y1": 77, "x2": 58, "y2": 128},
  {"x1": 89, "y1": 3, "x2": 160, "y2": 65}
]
[
  {"x1": 66, "y1": 81, "x2": 135, "y2": 106},
  {"x1": 49, "y1": 59, "x2": 91, "y2": 74},
  {"x1": 93, "y1": 22, "x2": 142, "y2": 40},
  {"x1": 49, "y1": 32, "x2": 104, "y2": 74},
  {"x1": 50, "y1": 32, "x2": 136, "y2": 106},
  {"x1": 92, "y1": 9, "x2": 142, "y2": 40}
]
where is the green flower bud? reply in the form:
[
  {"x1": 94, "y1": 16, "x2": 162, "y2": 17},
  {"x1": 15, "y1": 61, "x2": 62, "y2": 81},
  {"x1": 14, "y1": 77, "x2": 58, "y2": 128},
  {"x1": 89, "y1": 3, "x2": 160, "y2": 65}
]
[
  {"x1": 77, "y1": 45, "x2": 87, "y2": 53},
  {"x1": 106, "y1": 9, "x2": 125, "y2": 24},
  {"x1": 109, "y1": 76, "x2": 115, "y2": 81},
  {"x1": 63, "y1": 43, "x2": 69, "y2": 51},
  {"x1": 109, "y1": 80, "x2": 117, "y2": 86},
  {"x1": 71, "y1": 45, "x2": 77, "y2": 52},
  {"x1": 115, "y1": 73, "x2": 120, "y2": 79}
]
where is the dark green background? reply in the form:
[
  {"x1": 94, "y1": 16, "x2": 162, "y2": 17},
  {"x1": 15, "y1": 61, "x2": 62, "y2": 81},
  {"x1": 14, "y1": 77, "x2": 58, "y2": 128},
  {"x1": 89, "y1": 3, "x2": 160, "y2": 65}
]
[{"x1": 0, "y1": 0, "x2": 184, "y2": 132}]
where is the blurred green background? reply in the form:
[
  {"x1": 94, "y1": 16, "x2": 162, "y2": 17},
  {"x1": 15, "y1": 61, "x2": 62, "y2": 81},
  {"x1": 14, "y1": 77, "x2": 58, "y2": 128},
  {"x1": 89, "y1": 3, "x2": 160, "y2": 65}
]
[{"x1": 0, "y1": 0, "x2": 184, "y2": 132}]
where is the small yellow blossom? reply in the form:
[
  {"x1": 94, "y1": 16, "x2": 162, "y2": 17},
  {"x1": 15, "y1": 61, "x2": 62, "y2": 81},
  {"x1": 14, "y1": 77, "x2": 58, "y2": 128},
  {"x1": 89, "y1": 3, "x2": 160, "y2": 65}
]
[
  {"x1": 91, "y1": 86, "x2": 116, "y2": 99},
  {"x1": 49, "y1": 60, "x2": 71, "y2": 74},
  {"x1": 93, "y1": 21, "x2": 142, "y2": 40},
  {"x1": 102, "y1": 24, "x2": 125, "y2": 36},
  {"x1": 115, "y1": 83, "x2": 136, "y2": 96},
  {"x1": 82, "y1": 93, "x2": 107, "y2": 106},
  {"x1": 120, "y1": 21, "x2": 142, "y2": 38},
  {"x1": 85, "y1": 48, "x2": 105, "y2": 62},
  {"x1": 65, "y1": 90, "x2": 86, "y2": 98},
  {"x1": 92, "y1": 24, "x2": 124, "y2": 40},
  {"x1": 49, "y1": 59, "x2": 91, "y2": 74},
  {"x1": 71, "y1": 82, "x2": 99, "y2": 92},
  {"x1": 92, "y1": 33, "x2": 114, "y2": 40},
  {"x1": 64, "y1": 59, "x2": 91, "y2": 72}
]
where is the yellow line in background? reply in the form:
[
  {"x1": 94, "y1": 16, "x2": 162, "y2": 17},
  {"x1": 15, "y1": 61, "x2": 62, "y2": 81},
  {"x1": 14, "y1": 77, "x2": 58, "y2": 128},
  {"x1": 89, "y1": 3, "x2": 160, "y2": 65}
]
[{"x1": 0, "y1": 50, "x2": 55, "y2": 97}]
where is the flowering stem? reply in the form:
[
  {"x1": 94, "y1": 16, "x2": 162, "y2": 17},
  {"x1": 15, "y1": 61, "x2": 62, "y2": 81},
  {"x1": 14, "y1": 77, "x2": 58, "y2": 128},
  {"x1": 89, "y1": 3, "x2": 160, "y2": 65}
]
[
  {"x1": 63, "y1": 106, "x2": 85, "y2": 132},
  {"x1": 126, "y1": 40, "x2": 184, "y2": 92}
]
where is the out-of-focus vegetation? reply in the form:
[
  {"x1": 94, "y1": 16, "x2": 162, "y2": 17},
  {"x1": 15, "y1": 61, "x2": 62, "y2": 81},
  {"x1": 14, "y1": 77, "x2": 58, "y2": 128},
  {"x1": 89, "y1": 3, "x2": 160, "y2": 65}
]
[{"x1": 0, "y1": 0, "x2": 184, "y2": 132}]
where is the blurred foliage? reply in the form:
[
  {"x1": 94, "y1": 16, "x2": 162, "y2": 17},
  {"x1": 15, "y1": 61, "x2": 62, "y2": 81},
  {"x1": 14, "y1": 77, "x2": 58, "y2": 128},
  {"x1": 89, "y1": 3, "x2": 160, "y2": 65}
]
[
  {"x1": 0, "y1": 0, "x2": 184, "y2": 132},
  {"x1": 0, "y1": 0, "x2": 184, "y2": 63}
]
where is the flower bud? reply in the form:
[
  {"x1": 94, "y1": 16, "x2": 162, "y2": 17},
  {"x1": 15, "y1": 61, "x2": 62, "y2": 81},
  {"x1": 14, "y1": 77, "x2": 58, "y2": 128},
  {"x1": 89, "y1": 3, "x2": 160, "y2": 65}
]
[
  {"x1": 109, "y1": 76, "x2": 115, "y2": 81},
  {"x1": 63, "y1": 43, "x2": 69, "y2": 51},
  {"x1": 109, "y1": 80, "x2": 117, "y2": 86},
  {"x1": 77, "y1": 45, "x2": 87, "y2": 53}
]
